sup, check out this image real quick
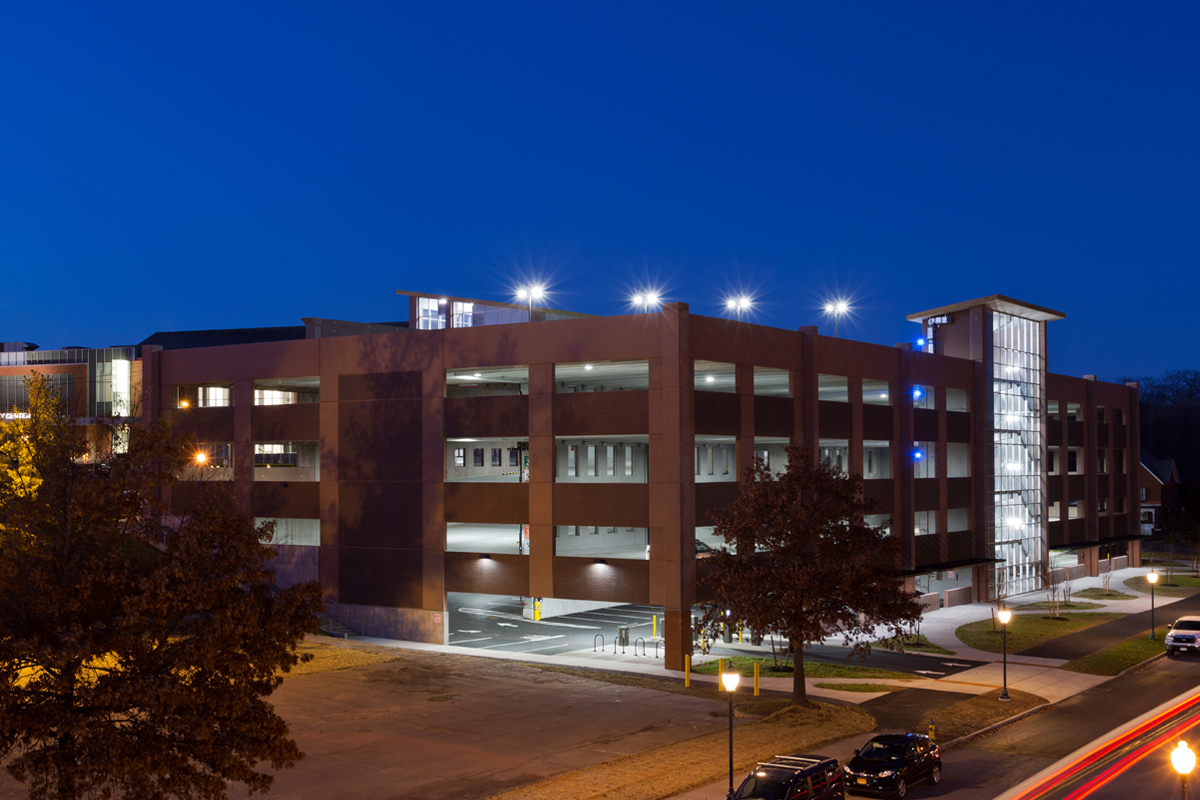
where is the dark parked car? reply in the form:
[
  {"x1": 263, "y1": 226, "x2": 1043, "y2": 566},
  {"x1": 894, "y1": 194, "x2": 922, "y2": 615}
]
[
  {"x1": 1165, "y1": 616, "x2": 1200, "y2": 657},
  {"x1": 844, "y1": 733, "x2": 941, "y2": 798},
  {"x1": 734, "y1": 754, "x2": 844, "y2": 800}
]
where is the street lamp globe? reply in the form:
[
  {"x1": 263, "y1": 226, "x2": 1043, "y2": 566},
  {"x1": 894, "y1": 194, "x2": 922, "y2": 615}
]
[
  {"x1": 1149, "y1": 570, "x2": 1160, "y2": 584},
  {"x1": 721, "y1": 671, "x2": 740, "y2": 692},
  {"x1": 997, "y1": 608, "x2": 1012, "y2": 625},
  {"x1": 1175, "y1": 741, "x2": 1196, "y2": 775}
]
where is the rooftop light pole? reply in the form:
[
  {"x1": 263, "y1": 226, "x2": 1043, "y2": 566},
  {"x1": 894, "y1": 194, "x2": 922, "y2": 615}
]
[
  {"x1": 725, "y1": 296, "x2": 752, "y2": 322},
  {"x1": 823, "y1": 299, "x2": 851, "y2": 337},
  {"x1": 516, "y1": 285, "x2": 545, "y2": 322},
  {"x1": 632, "y1": 292, "x2": 661, "y2": 313},
  {"x1": 722, "y1": 670, "x2": 740, "y2": 799}
]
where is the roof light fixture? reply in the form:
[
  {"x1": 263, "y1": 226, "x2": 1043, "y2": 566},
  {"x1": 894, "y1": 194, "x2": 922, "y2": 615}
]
[{"x1": 823, "y1": 298, "x2": 852, "y2": 337}]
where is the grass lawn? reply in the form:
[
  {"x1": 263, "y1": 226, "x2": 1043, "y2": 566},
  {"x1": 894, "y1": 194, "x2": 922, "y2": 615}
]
[
  {"x1": 283, "y1": 639, "x2": 399, "y2": 677},
  {"x1": 931, "y1": 689, "x2": 1046, "y2": 742},
  {"x1": 1073, "y1": 588, "x2": 1137, "y2": 601},
  {"x1": 1017, "y1": 600, "x2": 1106, "y2": 611},
  {"x1": 873, "y1": 633, "x2": 956, "y2": 655},
  {"x1": 692, "y1": 655, "x2": 919, "y2": 681},
  {"x1": 490, "y1": 702, "x2": 877, "y2": 800},
  {"x1": 1064, "y1": 626, "x2": 1169, "y2": 675},
  {"x1": 813, "y1": 682, "x2": 905, "y2": 693},
  {"x1": 1125, "y1": 575, "x2": 1200, "y2": 597},
  {"x1": 956, "y1": 612, "x2": 1124, "y2": 654}
]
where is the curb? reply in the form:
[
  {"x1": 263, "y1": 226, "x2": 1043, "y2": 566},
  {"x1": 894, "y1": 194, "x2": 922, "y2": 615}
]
[{"x1": 940, "y1": 701, "x2": 1054, "y2": 750}]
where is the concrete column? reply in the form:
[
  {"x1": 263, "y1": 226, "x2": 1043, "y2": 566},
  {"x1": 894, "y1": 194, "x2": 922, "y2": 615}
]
[
  {"x1": 421, "y1": 352, "x2": 446, "y2": 630},
  {"x1": 659, "y1": 303, "x2": 695, "y2": 671},
  {"x1": 528, "y1": 363, "x2": 555, "y2": 599},
  {"x1": 233, "y1": 379, "x2": 253, "y2": 514}
]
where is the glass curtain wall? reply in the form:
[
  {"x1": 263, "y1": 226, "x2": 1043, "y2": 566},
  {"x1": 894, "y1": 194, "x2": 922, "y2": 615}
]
[{"x1": 990, "y1": 312, "x2": 1044, "y2": 598}]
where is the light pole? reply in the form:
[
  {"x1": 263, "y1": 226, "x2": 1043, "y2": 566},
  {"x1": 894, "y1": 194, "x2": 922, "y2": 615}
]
[
  {"x1": 823, "y1": 299, "x2": 850, "y2": 337},
  {"x1": 997, "y1": 607, "x2": 1012, "y2": 702},
  {"x1": 632, "y1": 292, "x2": 661, "y2": 313},
  {"x1": 1174, "y1": 741, "x2": 1196, "y2": 800},
  {"x1": 516, "y1": 285, "x2": 545, "y2": 321},
  {"x1": 725, "y1": 296, "x2": 752, "y2": 322},
  {"x1": 722, "y1": 670, "x2": 740, "y2": 799},
  {"x1": 1148, "y1": 569, "x2": 1160, "y2": 639}
]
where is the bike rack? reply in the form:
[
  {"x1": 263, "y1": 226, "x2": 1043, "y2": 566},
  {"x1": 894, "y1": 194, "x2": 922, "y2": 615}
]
[
  {"x1": 593, "y1": 634, "x2": 605, "y2": 652},
  {"x1": 634, "y1": 637, "x2": 647, "y2": 657},
  {"x1": 654, "y1": 639, "x2": 662, "y2": 659}
]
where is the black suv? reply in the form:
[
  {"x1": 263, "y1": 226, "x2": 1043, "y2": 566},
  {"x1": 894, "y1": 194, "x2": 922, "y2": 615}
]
[
  {"x1": 734, "y1": 754, "x2": 844, "y2": 800},
  {"x1": 844, "y1": 733, "x2": 941, "y2": 798}
]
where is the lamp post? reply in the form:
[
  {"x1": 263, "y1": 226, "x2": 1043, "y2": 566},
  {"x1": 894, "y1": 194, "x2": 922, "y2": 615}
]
[
  {"x1": 1148, "y1": 569, "x2": 1160, "y2": 639},
  {"x1": 516, "y1": 285, "x2": 545, "y2": 321},
  {"x1": 997, "y1": 607, "x2": 1012, "y2": 702},
  {"x1": 722, "y1": 670, "x2": 740, "y2": 799},
  {"x1": 632, "y1": 292, "x2": 660, "y2": 313},
  {"x1": 823, "y1": 299, "x2": 850, "y2": 337},
  {"x1": 1174, "y1": 741, "x2": 1196, "y2": 800},
  {"x1": 725, "y1": 296, "x2": 752, "y2": 322}
]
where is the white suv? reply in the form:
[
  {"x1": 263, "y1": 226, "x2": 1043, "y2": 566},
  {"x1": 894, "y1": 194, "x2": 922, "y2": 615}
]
[{"x1": 1165, "y1": 617, "x2": 1200, "y2": 657}]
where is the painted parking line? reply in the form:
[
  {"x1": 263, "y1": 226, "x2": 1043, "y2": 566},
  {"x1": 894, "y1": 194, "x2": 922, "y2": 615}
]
[{"x1": 448, "y1": 637, "x2": 494, "y2": 645}]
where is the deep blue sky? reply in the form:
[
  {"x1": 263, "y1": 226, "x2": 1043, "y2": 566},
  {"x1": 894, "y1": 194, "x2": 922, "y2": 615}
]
[{"x1": 2, "y1": 3, "x2": 1196, "y2": 381}]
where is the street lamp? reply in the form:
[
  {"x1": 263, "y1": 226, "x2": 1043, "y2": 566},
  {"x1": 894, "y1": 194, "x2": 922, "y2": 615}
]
[
  {"x1": 823, "y1": 299, "x2": 851, "y2": 337},
  {"x1": 1174, "y1": 741, "x2": 1196, "y2": 800},
  {"x1": 1148, "y1": 570, "x2": 1160, "y2": 639},
  {"x1": 516, "y1": 285, "x2": 546, "y2": 320},
  {"x1": 724, "y1": 296, "x2": 752, "y2": 322},
  {"x1": 997, "y1": 607, "x2": 1012, "y2": 702},
  {"x1": 722, "y1": 670, "x2": 741, "y2": 799}
]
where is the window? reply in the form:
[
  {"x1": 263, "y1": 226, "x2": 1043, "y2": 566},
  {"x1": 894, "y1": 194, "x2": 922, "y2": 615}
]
[
  {"x1": 947, "y1": 388, "x2": 969, "y2": 412},
  {"x1": 1047, "y1": 400, "x2": 1060, "y2": 421},
  {"x1": 253, "y1": 377, "x2": 319, "y2": 405},
  {"x1": 1143, "y1": 511, "x2": 1154, "y2": 523},
  {"x1": 1097, "y1": 407, "x2": 1106, "y2": 424},
  {"x1": 587, "y1": 445, "x2": 596, "y2": 477},
  {"x1": 912, "y1": 385, "x2": 933, "y2": 409},
  {"x1": 568, "y1": 446, "x2": 577, "y2": 477},
  {"x1": 818, "y1": 374, "x2": 849, "y2": 402},
  {"x1": 1098, "y1": 498, "x2": 1107, "y2": 513},
  {"x1": 1069, "y1": 500, "x2": 1081, "y2": 519},
  {"x1": 1048, "y1": 449, "x2": 1057, "y2": 474},
  {"x1": 947, "y1": 443, "x2": 969, "y2": 478},
  {"x1": 1115, "y1": 449, "x2": 1126, "y2": 474},
  {"x1": 948, "y1": 508, "x2": 969, "y2": 532},
  {"x1": 1141, "y1": 487, "x2": 1148, "y2": 501},
  {"x1": 509, "y1": 448, "x2": 519, "y2": 467},
  {"x1": 417, "y1": 296, "x2": 446, "y2": 330},
  {"x1": 864, "y1": 441, "x2": 890, "y2": 479},
  {"x1": 819, "y1": 440, "x2": 849, "y2": 473},
  {"x1": 1115, "y1": 408, "x2": 1125, "y2": 425},
  {"x1": 454, "y1": 448, "x2": 465, "y2": 467},
  {"x1": 491, "y1": 448, "x2": 502, "y2": 467},
  {"x1": 198, "y1": 386, "x2": 231, "y2": 407},
  {"x1": 914, "y1": 510, "x2": 938, "y2": 536},
  {"x1": 753, "y1": 366, "x2": 790, "y2": 397},
  {"x1": 555, "y1": 360, "x2": 650, "y2": 392},
  {"x1": 1097, "y1": 450, "x2": 1107, "y2": 474},
  {"x1": 862, "y1": 379, "x2": 890, "y2": 406},
  {"x1": 1068, "y1": 449, "x2": 1079, "y2": 474},
  {"x1": 914, "y1": 442, "x2": 936, "y2": 479},
  {"x1": 1067, "y1": 402, "x2": 1081, "y2": 421},
  {"x1": 694, "y1": 360, "x2": 737, "y2": 393},
  {"x1": 474, "y1": 449, "x2": 484, "y2": 467},
  {"x1": 756, "y1": 450, "x2": 769, "y2": 469},
  {"x1": 721, "y1": 447, "x2": 730, "y2": 475},
  {"x1": 606, "y1": 445, "x2": 615, "y2": 477},
  {"x1": 625, "y1": 446, "x2": 633, "y2": 477}
]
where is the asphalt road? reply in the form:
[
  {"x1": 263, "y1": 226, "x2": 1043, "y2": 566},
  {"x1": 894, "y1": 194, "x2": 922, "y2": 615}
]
[
  {"x1": 446, "y1": 594, "x2": 987, "y2": 677},
  {"x1": 1020, "y1": 592, "x2": 1200, "y2": 660},
  {"x1": 922, "y1": 656, "x2": 1200, "y2": 799}
]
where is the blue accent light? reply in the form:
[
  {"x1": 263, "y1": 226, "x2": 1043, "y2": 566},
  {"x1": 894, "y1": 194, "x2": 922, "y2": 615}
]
[
  {"x1": 914, "y1": 450, "x2": 923, "y2": 460},
  {"x1": 917, "y1": 338, "x2": 926, "y2": 347},
  {"x1": 913, "y1": 388, "x2": 922, "y2": 399}
]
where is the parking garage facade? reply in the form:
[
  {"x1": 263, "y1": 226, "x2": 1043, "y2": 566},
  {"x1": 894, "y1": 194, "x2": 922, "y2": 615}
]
[{"x1": 6, "y1": 292, "x2": 1143, "y2": 670}]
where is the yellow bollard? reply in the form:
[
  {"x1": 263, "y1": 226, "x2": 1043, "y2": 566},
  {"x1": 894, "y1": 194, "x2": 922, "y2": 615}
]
[
  {"x1": 754, "y1": 662, "x2": 760, "y2": 696},
  {"x1": 718, "y1": 657, "x2": 724, "y2": 681},
  {"x1": 739, "y1": 623, "x2": 744, "y2": 644},
  {"x1": 653, "y1": 614, "x2": 657, "y2": 639},
  {"x1": 534, "y1": 599, "x2": 541, "y2": 621},
  {"x1": 685, "y1": 654, "x2": 691, "y2": 687}
]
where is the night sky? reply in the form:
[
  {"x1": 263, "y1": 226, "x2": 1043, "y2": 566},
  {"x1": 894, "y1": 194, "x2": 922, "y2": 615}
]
[{"x1": 2, "y1": 4, "x2": 1196, "y2": 381}]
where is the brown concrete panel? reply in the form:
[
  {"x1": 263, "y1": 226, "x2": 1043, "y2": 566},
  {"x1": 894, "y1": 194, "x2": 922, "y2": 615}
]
[
  {"x1": 551, "y1": 558, "x2": 651, "y2": 603},
  {"x1": 252, "y1": 482, "x2": 320, "y2": 519},
  {"x1": 862, "y1": 480, "x2": 895, "y2": 515},
  {"x1": 320, "y1": 400, "x2": 339, "y2": 483},
  {"x1": 320, "y1": 481, "x2": 338, "y2": 546},
  {"x1": 438, "y1": 314, "x2": 659, "y2": 372},
  {"x1": 1113, "y1": 479, "x2": 1128, "y2": 498},
  {"x1": 338, "y1": 482, "x2": 423, "y2": 549},
  {"x1": 528, "y1": 523, "x2": 552, "y2": 557},
  {"x1": 529, "y1": 394, "x2": 552, "y2": 439},
  {"x1": 528, "y1": 482, "x2": 551, "y2": 526},
  {"x1": 338, "y1": 399, "x2": 422, "y2": 482},
  {"x1": 169, "y1": 481, "x2": 235, "y2": 516},
  {"x1": 1097, "y1": 479, "x2": 1111, "y2": 500},
  {"x1": 319, "y1": 545, "x2": 339, "y2": 599},
  {"x1": 530, "y1": 552, "x2": 553, "y2": 598},
  {"x1": 1067, "y1": 518, "x2": 1092, "y2": 545},
  {"x1": 1111, "y1": 424, "x2": 1127, "y2": 447},
  {"x1": 444, "y1": 552, "x2": 530, "y2": 595},
  {"x1": 648, "y1": 381, "x2": 664, "y2": 436},
  {"x1": 946, "y1": 530, "x2": 975, "y2": 563},
  {"x1": 444, "y1": 482, "x2": 529, "y2": 523},
  {"x1": 816, "y1": 336, "x2": 901, "y2": 379},
  {"x1": 444, "y1": 395, "x2": 530, "y2": 438},
  {"x1": 753, "y1": 396, "x2": 793, "y2": 437},
  {"x1": 1066, "y1": 421, "x2": 1086, "y2": 447},
  {"x1": 339, "y1": 372, "x2": 422, "y2": 401},
  {"x1": 947, "y1": 477, "x2": 972, "y2": 509},
  {"x1": 946, "y1": 411, "x2": 971, "y2": 443},
  {"x1": 553, "y1": 391, "x2": 649, "y2": 435},
  {"x1": 171, "y1": 406, "x2": 235, "y2": 442},
  {"x1": 862, "y1": 404, "x2": 893, "y2": 441},
  {"x1": 160, "y1": 338, "x2": 321, "y2": 385},
  {"x1": 818, "y1": 401, "x2": 852, "y2": 439},
  {"x1": 528, "y1": 439, "x2": 554, "y2": 494},
  {"x1": 695, "y1": 391, "x2": 740, "y2": 435},
  {"x1": 422, "y1": 550, "x2": 445, "y2": 611},
  {"x1": 338, "y1": 547, "x2": 422, "y2": 608},
  {"x1": 1048, "y1": 477, "x2": 1065, "y2": 503},
  {"x1": 695, "y1": 482, "x2": 740, "y2": 526},
  {"x1": 913, "y1": 478, "x2": 940, "y2": 512},
  {"x1": 1067, "y1": 475, "x2": 1086, "y2": 499},
  {"x1": 551, "y1": 484, "x2": 650, "y2": 527},
  {"x1": 915, "y1": 535, "x2": 940, "y2": 569},
  {"x1": 1096, "y1": 422, "x2": 1110, "y2": 447},
  {"x1": 1047, "y1": 423, "x2": 1063, "y2": 448},
  {"x1": 251, "y1": 403, "x2": 320, "y2": 442},
  {"x1": 689, "y1": 316, "x2": 799, "y2": 369},
  {"x1": 422, "y1": 481, "x2": 445, "y2": 551},
  {"x1": 913, "y1": 409, "x2": 939, "y2": 442},
  {"x1": 1048, "y1": 521, "x2": 1067, "y2": 549}
]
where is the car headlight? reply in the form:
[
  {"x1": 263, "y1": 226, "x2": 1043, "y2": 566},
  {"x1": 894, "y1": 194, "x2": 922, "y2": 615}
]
[{"x1": 878, "y1": 770, "x2": 894, "y2": 778}]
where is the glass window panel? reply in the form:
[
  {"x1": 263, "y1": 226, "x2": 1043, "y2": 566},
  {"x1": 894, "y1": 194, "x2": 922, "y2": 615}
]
[
  {"x1": 863, "y1": 441, "x2": 890, "y2": 479},
  {"x1": 914, "y1": 442, "x2": 936, "y2": 479},
  {"x1": 819, "y1": 439, "x2": 849, "y2": 473},
  {"x1": 862, "y1": 379, "x2": 890, "y2": 405},
  {"x1": 555, "y1": 360, "x2": 650, "y2": 392},
  {"x1": 694, "y1": 360, "x2": 737, "y2": 393},
  {"x1": 445, "y1": 365, "x2": 529, "y2": 397},
  {"x1": 947, "y1": 388, "x2": 969, "y2": 412},
  {"x1": 818, "y1": 374, "x2": 849, "y2": 402},
  {"x1": 912, "y1": 385, "x2": 934, "y2": 409},
  {"x1": 753, "y1": 366, "x2": 790, "y2": 397},
  {"x1": 947, "y1": 443, "x2": 970, "y2": 478}
]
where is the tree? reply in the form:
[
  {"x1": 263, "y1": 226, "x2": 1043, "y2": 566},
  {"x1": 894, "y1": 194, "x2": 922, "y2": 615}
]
[
  {"x1": 700, "y1": 445, "x2": 922, "y2": 707},
  {"x1": 0, "y1": 375, "x2": 323, "y2": 800}
]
